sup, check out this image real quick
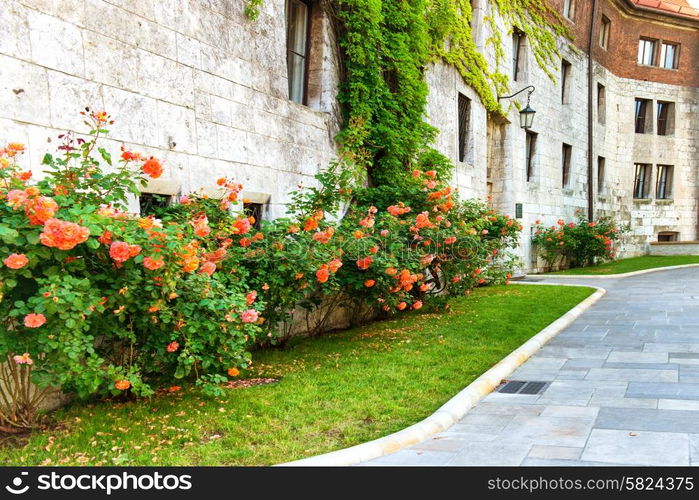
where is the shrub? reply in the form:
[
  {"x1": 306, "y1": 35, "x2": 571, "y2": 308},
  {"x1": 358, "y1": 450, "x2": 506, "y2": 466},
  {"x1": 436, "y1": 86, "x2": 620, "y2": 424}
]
[
  {"x1": 0, "y1": 111, "x2": 522, "y2": 428},
  {"x1": 0, "y1": 112, "x2": 259, "y2": 428},
  {"x1": 531, "y1": 211, "x2": 624, "y2": 269}
]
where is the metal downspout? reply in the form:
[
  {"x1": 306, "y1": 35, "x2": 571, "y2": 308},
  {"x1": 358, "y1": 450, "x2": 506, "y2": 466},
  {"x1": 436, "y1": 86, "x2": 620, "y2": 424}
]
[{"x1": 588, "y1": 0, "x2": 600, "y2": 220}]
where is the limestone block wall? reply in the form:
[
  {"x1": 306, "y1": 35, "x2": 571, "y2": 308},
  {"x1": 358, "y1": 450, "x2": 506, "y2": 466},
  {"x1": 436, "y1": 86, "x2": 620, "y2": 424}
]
[
  {"x1": 594, "y1": 64, "x2": 699, "y2": 255},
  {"x1": 0, "y1": 0, "x2": 342, "y2": 219}
]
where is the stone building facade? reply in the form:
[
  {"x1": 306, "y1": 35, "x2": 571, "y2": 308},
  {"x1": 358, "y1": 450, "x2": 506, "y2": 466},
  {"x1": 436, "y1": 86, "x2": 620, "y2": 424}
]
[{"x1": 0, "y1": 0, "x2": 697, "y2": 272}]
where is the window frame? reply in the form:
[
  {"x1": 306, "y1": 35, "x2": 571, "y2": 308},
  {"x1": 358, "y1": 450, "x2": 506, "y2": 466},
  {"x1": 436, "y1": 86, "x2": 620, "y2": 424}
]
[
  {"x1": 243, "y1": 201, "x2": 264, "y2": 230},
  {"x1": 633, "y1": 163, "x2": 652, "y2": 200},
  {"x1": 656, "y1": 165, "x2": 673, "y2": 200},
  {"x1": 599, "y1": 16, "x2": 610, "y2": 50},
  {"x1": 563, "y1": 0, "x2": 576, "y2": 21},
  {"x1": 286, "y1": 0, "x2": 312, "y2": 105},
  {"x1": 562, "y1": 143, "x2": 572, "y2": 188},
  {"x1": 561, "y1": 59, "x2": 572, "y2": 105},
  {"x1": 657, "y1": 101, "x2": 675, "y2": 136},
  {"x1": 512, "y1": 29, "x2": 525, "y2": 81},
  {"x1": 637, "y1": 37, "x2": 658, "y2": 66},
  {"x1": 138, "y1": 193, "x2": 172, "y2": 217},
  {"x1": 457, "y1": 93, "x2": 471, "y2": 163},
  {"x1": 525, "y1": 131, "x2": 537, "y2": 182},
  {"x1": 597, "y1": 83, "x2": 606, "y2": 124},
  {"x1": 659, "y1": 41, "x2": 679, "y2": 70},
  {"x1": 597, "y1": 156, "x2": 605, "y2": 194},
  {"x1": 634, "y1": 98, "x2": 651, "y2": 134}
]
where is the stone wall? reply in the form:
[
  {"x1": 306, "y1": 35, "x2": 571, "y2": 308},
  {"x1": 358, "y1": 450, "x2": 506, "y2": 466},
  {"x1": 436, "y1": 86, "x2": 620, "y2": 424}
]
[
  {"x1": 0, "y1": 0, "x2": 342, "y2": 218},
  {"x1": 0, "y1": 0, "x2": 697, "y2": 275},
  {"x1": 649, "y1": 242, "x2": 699, "y2": 256}
]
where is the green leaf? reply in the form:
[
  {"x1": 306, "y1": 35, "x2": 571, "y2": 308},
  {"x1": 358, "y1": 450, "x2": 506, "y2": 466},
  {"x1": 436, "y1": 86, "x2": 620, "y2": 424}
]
[
  {"x1": 42, "y1": 153, "x2": 53, "y2": 165},
  {"x1": 85, "y1": 238, "x2": 100, "y2": 250},
  {"x1": 25, "y1": 232, "x2": 40, "y2": 245},
  {"x1": 98, "y1": 148, "x2": 112, "y2": 166}
]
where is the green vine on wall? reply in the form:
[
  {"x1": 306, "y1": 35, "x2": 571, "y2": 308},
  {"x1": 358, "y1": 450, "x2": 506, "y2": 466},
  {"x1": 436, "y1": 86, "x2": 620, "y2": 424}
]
[
  {"x1": 244, "y1": 0, "x2": 264, "y2": 19},
  {"x1": 246, "y1": 0, "x2": 570, "y2": 195}
]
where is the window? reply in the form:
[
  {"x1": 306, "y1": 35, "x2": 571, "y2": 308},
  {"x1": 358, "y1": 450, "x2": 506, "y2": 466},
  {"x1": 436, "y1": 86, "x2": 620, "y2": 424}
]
[
  {"x1": 562, "y1": 144, "x2": 572, "y2": 188},
  {"x1": 656, "y1": 165, "x2": 673, "y2": 199},
  {"x1": 597, "y1": 156, "x2": 605, "y2": 194},
  {"x1": 287, "y1": 0, "x2": 310, "y2": 104},
  {"x1": 633, "y1": 163, "x2": 652, "y2": 199},
  {"x1": 512, "y1": 29, "x2": 525, "y2": 81},
  {"x1": 243, "y1": 201, "x2": 264, "y2": 230},
  {"x1": 458, "y1": 93, "x2": 471, "y2": 162},
  {"x1": 139, "y1": 194, "x2": 171, "y2": 216},
  {"x1": 658, "y1": 231, "x2": 679, "y2": 242},
  {"x1": 525, "y1": 131, "x2": 536, "y2": 182},
  {"x1": 597, "y1": 83, "x2": 606, "y2": 124},
  {"x1": 563, "y1": 0, "x2": 576, "y2": 20},
  {"x1": 660, "y1": 42, "x2": 679, "y2": 69},
  {"x1": 657, "y1": 101, "x2": 675, "y2": 136},
  {"x1": 599, "y1": 16, "x2": 610, "y2": 50},
  {"x1": 637, "y1": 37, "x2": 658, "y2": 66},
  {"x1": 634, "y1": 98, "x2": 651, "y2": 134},
  {"x1": 561, "y1": 59, "x2": 572, "y2": 104}
]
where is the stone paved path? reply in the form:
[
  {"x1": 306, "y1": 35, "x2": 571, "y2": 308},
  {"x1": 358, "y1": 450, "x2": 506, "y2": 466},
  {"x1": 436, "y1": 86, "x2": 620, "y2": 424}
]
[{"x1": 362, "y1": 267, "x2": 699, "y2": 466}]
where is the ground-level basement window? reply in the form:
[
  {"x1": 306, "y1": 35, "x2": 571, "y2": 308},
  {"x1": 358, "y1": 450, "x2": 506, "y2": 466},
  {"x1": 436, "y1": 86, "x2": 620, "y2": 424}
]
[
  {"x1": 657, "y1": 232, "x2": 679, "y2": 242},
  {"x1": 139, "y1": 193, "x2": 172, "y2": 216},
  {"x1": 244, "y1": 202, "x2": 264, "y2": 230}
]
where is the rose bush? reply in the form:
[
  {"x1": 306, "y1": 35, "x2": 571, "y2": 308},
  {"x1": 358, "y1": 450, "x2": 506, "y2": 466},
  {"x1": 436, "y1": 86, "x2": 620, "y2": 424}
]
[
  {"x1": 0, "y1": 112, "x2": 259, "y2": 428},
  {"x1": 0, "y1": 111, "x2": 522, "y2": 428},
  {"x1": 531, "y1": 211, "x2": 625, "y2": 270}
]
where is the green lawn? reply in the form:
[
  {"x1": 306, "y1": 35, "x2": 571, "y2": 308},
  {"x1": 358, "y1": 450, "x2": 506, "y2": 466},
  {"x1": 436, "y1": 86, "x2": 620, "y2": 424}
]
[
  {"x1": 0, "y1": 285, "x2": 593, "y2": 466},
  {"x1": 547, "y1": 255, "x2": 699, "y2": 275}
]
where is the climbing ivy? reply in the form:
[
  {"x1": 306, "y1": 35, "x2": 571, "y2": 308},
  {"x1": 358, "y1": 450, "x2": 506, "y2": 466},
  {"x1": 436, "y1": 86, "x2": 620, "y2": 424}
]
[
  {"x1": 245, "y1": 0, "x2": 264, "y2": 19},
  {"x1": 246, "y1": 0, "x2": 570, "y2": 196}
]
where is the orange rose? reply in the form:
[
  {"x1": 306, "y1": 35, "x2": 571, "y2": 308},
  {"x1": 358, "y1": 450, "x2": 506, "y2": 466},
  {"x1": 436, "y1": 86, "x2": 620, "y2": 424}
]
[
  {"x1": 142, "y1": 157, "x2": 163, "y2": 178},
  {"x1": 3, "y1": 253, "x2": 28, "y2": 269},
  {"x1": 114, "y1": 380, "x2": 131, "y2": 391}
]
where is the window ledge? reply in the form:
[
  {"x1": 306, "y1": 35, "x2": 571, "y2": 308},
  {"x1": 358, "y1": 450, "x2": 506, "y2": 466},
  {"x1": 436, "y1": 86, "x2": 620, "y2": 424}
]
[
  {"x1": 633, "y1": 198, "x2": 653, "y2": 204},
  {"x1": 562, "y1": 188, "x2": 574, "y2": 196},
  {"x1": 655, "y1": 199, "x2": 674, "y2": 205}
]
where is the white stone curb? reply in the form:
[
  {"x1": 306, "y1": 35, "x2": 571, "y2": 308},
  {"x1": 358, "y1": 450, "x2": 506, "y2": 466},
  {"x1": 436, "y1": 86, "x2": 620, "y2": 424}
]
[
  {"x1": 279, "y1": 282, "x2": 605, "y2": 467},
  {"x1": 536, "y1": 263, "x2": 699, "y2": 279}
]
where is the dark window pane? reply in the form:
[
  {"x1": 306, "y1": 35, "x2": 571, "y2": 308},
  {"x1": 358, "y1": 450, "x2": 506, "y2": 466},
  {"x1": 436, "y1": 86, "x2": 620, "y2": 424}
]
[
  {"x1": 526, "y1": 132, "x2": 536, "y2": 182},
  {"x1": 562, "y1": 144, "x2": 572, "y2": 187},
  {"x1": 634, "y1": 163, "x2": 651, "y2": 199},
  {"x1": 139, "y1": 194, "x2": 171, "y2": 216},
  {"x1": 243, "y1": 202, "x2": 264, "y2": 230},
  {"x1": 635, "y1": 98, "x2": 649, "y2": 133},
  {"x1": 656, "y1": 165, "x2": 673, "y2": 199},
  {"x1": 458, "y1": 93, "x2": 471, "y2": 162}
]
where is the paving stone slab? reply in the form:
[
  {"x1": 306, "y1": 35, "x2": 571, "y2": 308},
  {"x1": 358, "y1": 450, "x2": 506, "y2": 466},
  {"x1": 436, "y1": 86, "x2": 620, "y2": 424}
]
[
  {"x1": 607, "y1": 352, "x2": 668, "y2": 363},
  {"x1": 581, "y1": 429, "x2": 689, "y2": 466},
  {"x1": 658, "y1": 399, "x2": 699, "y2": 411},
  {"x1": 626, "y1": 382, "x2": 699, "y2": 400},
  {"x1": 527, "y1": 445, "x2": 584, "y2": 460},
  {"x1": 447, "y1": 442, "x2": 533, "y2": 466},
  {"x1": 585, "y1": 368, "x2": 677, "y2": 383},
  {"x1": 500, "y1": 415, "x2": 595, "y2": 447},
  {"x1": 595, "y1": 407, "x2": 699, "y2": 433}
]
